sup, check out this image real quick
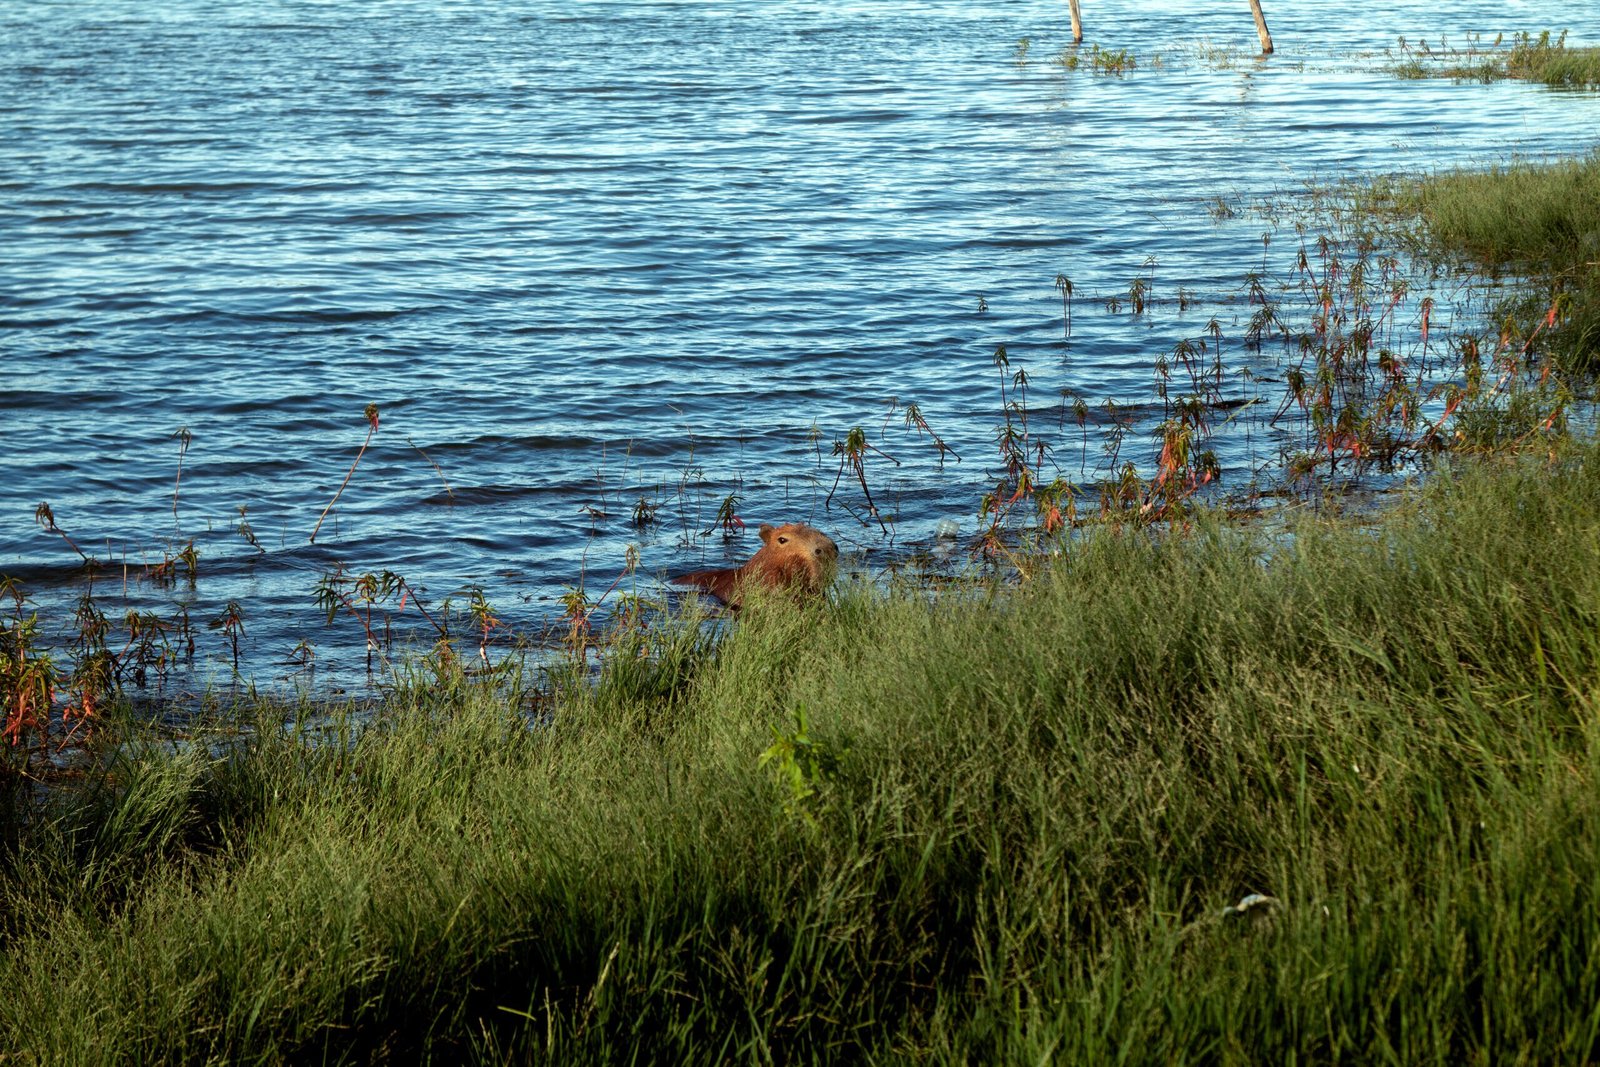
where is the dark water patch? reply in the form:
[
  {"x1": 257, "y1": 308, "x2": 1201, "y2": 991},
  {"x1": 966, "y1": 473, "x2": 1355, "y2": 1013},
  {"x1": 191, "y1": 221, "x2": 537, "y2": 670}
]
[
  {"x1": 62, "y1": 180, "x2": 273, "y2": 198},
  {"x1": 229, "y1": 307, "x2": 422, "y2": 325},
  {"x1": 26, "y1": 211, "x2": 121, "y2": 224},
  {"x1": 185, "y1": 457, "x2": 308, "y2": 481},
  {"x1": 0, "y1": 317, "x2": 76, "y2": 330},
  {"x1": 419, "y1": 484, "x2": 549, "y2": 507},
  {"x1": 796, "y1": 110, "x2": 918, "y2": 124}
]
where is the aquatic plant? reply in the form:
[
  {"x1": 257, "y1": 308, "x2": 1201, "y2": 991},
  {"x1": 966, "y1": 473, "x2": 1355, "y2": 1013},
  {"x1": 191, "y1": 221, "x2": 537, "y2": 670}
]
[
  {"x1": 310, "y1": 402, "x2": 381, "y2": 545},
  {"x1": 978, "y1": 345, "x2": 1080, "y2": 558},
  {"x1": 409, "y1": 435, "x2": 455, "y2": 501},
  {"x1": 143, "y1": 540, "x2": 198, "y2": 588},
  {"x1": 33, "y1": 503, "x2": 93, "y2": 566},
  {"x1": 1057, "y1": 43, "x2": 1137, "y2": 75},
  {"x1": 827, "y1": 426, "x2": 893, "y2": 533},
  {"x1": 208, "y1": 601, "x2": 246, "y2": 675},
  {"x1": 707, "y1": 494, "x2": 743, "y2": 538},
  {"x1": 0, "y1": 578, "x2": 55, "y2": 760},
  {"x1": 312, "y1": 566, "x2": 446, "y2": 677},
  {"x1": 631, "y1": 496, "x2": 659, "y2": 528},
  {"x1": 1054, "y1": 273, "x2": 1074, "y2": 340},
  {"x1": 237, "y1": 504, "x2": 265, "y2": 554},
  {"x1": 900, "y1": 400, "x2": 960, "y2": 468},
  {"x1": 170, "y1": 427, "x2": 191, "y2": 529}
]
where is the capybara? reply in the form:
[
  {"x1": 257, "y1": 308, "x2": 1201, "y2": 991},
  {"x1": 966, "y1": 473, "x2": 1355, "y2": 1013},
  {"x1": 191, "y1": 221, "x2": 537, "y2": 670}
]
[{"x1": 671, "y1": 522, "x2": 838, "y2": 606}]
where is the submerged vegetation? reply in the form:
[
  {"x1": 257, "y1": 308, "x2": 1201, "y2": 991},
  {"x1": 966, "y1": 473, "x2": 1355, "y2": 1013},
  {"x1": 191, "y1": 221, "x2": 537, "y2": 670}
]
[{"x1": 5, "y1": 36, "x2": 1600, "y2": 1061}]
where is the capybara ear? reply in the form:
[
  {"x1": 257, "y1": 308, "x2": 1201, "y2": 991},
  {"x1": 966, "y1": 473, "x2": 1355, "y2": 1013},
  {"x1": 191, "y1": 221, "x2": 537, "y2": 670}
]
[{"x1": 759, "y1": 523, "x2": 776, "y2": 544}]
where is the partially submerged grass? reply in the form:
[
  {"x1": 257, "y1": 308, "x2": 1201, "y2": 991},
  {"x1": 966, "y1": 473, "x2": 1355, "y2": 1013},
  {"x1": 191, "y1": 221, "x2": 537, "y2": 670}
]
[
  {"x1": 1506, "y1": 31, "x2": 1600, "y2": 87},
  {"x1": 1371, "y1": 149, "x2": 1600, "y2": 373},
  {"x1": 1393, "y1": 30, "x2": 1600, "y2": 88},
  {"x1": 5, "y1": 440, "x2": 1600, "y2": 1062},
  {"x1": 1393, "y1": 152, "x2": 1600, "y2": 269}
]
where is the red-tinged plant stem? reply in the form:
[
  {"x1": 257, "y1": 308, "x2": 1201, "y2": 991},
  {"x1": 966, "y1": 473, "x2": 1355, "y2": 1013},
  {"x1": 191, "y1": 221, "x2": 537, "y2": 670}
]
[
  {"x1": 311, "y1": 404, "x2": 380, "y2": 545},
  {"x1": 392, "y1": 577, "x2": 445, "y2": 637}
]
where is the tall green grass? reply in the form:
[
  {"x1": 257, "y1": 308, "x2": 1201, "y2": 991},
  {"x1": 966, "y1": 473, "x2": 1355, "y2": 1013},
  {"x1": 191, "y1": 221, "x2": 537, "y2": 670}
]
[
  {"x1": 5, "y1": 444, "x2": 1600, "y2": 1062},
  {"x1": 1399, "y1": 152, "x2": 1600, "y2": 269}
]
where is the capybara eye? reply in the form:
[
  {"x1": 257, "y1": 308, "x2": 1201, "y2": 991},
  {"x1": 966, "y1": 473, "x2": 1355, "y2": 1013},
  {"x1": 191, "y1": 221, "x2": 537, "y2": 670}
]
[{"x1": 778, "y1": 536, "x2": 788, "y2": 544}]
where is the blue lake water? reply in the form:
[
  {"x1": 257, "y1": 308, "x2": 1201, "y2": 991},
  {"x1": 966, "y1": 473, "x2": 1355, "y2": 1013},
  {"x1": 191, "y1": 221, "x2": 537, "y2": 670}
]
[{"x1": 2, "y1": 0, "x2": 1596, "y2": 696}]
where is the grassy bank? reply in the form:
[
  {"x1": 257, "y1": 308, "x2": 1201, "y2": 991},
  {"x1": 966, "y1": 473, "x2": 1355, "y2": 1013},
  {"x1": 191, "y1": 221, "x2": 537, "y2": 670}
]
[
  {"x1": 1379, "y1": 35, "x2": 1599, "y2": 372},
  {"x1": 4, "y1": 437, "x2": 1600, "y2": 1063}
]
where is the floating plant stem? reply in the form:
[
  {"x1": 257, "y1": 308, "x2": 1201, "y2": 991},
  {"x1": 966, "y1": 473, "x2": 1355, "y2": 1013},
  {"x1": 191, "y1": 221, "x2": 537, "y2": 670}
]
[{"x1": 1055, "y1": 273, "x2": 1074, "y2": 340}]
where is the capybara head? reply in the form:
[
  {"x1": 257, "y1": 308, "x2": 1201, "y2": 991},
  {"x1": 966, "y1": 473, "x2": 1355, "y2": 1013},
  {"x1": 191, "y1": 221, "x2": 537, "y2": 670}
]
[
  {"x1": 671, "y1": 522, "x2": 838, "y2": 606},
  {"x1": 745, "y1": 522, "x2": 839, "y2": 595}
]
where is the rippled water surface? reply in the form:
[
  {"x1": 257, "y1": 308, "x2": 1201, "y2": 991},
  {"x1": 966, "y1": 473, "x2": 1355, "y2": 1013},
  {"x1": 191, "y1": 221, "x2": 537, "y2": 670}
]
[{"x1": 3, "y1": 0, "x2": 1596, "y2": 693}]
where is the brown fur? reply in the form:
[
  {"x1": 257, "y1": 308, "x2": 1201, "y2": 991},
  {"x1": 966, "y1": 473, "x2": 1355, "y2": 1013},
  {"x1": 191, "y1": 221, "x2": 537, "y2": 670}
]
[{"x1": 671, "y1": 522, "x2": 838, "y2": 606}]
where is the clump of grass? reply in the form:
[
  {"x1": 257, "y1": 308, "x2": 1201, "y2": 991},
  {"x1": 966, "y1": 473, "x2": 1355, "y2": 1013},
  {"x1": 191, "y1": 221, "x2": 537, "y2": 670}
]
[
  {"x1": 1057, "y1": 43, "x2": 1137, "y2": 75},
  {"x1": 1501, "y1": 30, "x2": 1600, "y2": 86},
  {"x1": 5, "y1": 442, "x2": 1600, "y2": 1061},
  {"x1": 1393, "y1": 152, "x2": 1600, "y2": 268},
  {"x1": 1391, "y1": 30, "x2": 1600, "y2": 88}
]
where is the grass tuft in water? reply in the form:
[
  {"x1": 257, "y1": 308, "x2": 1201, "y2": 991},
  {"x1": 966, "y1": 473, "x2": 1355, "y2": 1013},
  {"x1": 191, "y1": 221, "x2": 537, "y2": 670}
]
[
  {"x1": 1392, "y1": 29, "x2": 1600, "y2": 88},
  {"x1": 1377, "y1": 150, "x2": 1600, "y2": 373}
]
